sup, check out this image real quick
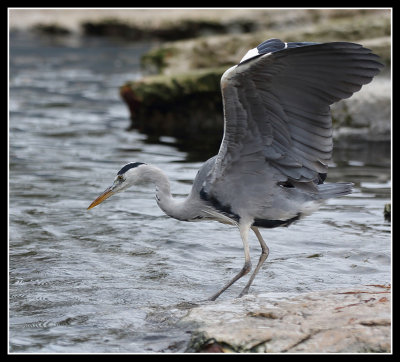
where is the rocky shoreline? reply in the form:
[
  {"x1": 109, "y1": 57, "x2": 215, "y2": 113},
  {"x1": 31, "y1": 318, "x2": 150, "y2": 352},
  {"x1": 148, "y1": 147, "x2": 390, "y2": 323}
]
[{"x1": 183, "y1": 284, "x2": 391, "y2": 353}]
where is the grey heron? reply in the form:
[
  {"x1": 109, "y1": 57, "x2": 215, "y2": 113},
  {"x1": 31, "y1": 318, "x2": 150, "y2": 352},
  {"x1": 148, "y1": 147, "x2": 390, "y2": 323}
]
[{"x1": 88, "y1": 38, "x2": 383, "y2": 300}]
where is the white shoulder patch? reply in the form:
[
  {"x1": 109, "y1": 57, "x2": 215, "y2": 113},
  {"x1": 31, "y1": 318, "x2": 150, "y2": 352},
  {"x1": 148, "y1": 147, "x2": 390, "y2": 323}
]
[{"x1": 239, "y1": 47, "x2": 260, "y2": 63}]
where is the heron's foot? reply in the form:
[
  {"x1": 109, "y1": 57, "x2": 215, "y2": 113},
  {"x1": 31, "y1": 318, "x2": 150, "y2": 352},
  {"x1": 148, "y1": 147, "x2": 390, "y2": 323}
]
[
  {"x1": 207, "y1": 292, "x2": 220, "y2": 302},
  {"x1": 208, "y1": 262, "x2": 252, "y2": 302},
  {"x1": 238, "y1": 286, "x2": 250, "y2": 298}
]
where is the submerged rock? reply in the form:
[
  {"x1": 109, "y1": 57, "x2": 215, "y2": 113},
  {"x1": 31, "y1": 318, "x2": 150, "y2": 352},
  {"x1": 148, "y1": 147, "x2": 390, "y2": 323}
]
[{"x1": 183, "y1": 284, "x2": 391, "y2": 353}]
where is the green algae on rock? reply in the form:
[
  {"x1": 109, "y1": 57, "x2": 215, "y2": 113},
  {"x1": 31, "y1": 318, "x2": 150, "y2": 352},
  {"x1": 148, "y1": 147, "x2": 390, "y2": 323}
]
[{"x1": 120, "y1": 67, "x2": 226, "y2": 157}]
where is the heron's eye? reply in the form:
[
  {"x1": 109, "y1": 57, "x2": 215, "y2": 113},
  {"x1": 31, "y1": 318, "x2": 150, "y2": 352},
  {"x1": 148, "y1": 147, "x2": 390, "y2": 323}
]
[{"x1": 117, "y1": 175, "x2": 124, "y2": 181}]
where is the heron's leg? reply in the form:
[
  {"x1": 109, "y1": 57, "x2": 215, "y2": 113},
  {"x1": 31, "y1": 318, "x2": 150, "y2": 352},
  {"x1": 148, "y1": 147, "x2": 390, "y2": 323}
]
[
  {"x1": 238, "y1": 226, "x2": 269, "y2": 298},
  {"x1": 208, "y1": 223, "x2": 252, "y2": 301}
]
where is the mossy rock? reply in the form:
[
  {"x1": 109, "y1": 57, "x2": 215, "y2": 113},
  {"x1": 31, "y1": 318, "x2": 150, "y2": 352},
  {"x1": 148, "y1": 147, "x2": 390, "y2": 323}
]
[
  {"x1": 120, "y1": 67, "x2": 226, "y2": 158},
  {"x1": 140, "y1": 47, "x2": 179, "y2": 75}
]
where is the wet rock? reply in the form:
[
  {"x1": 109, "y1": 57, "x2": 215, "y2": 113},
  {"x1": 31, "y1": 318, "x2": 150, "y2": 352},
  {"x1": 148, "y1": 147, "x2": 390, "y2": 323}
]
[{"x1": 183, "y1": 285, "x2": 391, "y2": 353}]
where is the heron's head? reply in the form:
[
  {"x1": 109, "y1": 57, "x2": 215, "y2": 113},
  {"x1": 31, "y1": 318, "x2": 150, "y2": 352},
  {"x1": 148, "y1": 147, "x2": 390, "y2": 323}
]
[{"x1": 87, "y1": 162, "x2": 146, "y2": 210}]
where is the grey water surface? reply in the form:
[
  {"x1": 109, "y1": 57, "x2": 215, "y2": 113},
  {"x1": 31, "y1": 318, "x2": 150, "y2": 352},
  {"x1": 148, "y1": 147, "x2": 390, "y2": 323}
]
[{"x1": 9, "y1": 31, "x2": 391, "y2": 353}]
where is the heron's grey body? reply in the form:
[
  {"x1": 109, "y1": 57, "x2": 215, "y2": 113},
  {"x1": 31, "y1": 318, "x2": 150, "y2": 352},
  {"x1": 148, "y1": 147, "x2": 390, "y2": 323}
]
[{"x1": 88, "y1": 38, "x2": 383, "y2": 300}]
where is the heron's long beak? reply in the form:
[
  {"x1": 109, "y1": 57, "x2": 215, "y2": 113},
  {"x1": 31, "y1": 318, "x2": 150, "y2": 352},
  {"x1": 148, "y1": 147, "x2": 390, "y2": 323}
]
[{"x1": 87, "y1": 186, "x2": 115, "y2": 210}]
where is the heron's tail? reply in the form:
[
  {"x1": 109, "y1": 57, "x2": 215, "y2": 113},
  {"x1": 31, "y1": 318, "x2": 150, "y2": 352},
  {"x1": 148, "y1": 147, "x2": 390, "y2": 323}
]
[{"x1": 317, "y1": 182, "x2": 353, "y2": 199}]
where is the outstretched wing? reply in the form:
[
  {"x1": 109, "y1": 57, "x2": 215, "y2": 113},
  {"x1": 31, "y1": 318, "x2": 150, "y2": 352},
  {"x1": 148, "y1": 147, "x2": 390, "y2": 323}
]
[{"x1": 205, "y1": 38, "x2": 383, "y2": 196}]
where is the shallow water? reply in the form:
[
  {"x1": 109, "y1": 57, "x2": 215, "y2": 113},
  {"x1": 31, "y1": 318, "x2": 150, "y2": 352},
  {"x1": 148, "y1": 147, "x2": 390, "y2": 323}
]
[{"x1": 9, "y1": 31, "x2": 391, "y2": 353}]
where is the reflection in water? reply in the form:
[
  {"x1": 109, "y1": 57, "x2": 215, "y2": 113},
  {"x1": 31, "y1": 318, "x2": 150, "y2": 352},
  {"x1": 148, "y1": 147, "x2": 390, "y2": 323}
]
[{"x1": 9, "y1": 31, "x2": 391, "y2": 353}]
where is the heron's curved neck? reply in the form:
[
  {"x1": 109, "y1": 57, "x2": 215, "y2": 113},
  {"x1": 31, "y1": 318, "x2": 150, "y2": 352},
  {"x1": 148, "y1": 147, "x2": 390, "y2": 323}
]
[{"x1": 143, "y1": 165, "x2": 186, "y2": 220}]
